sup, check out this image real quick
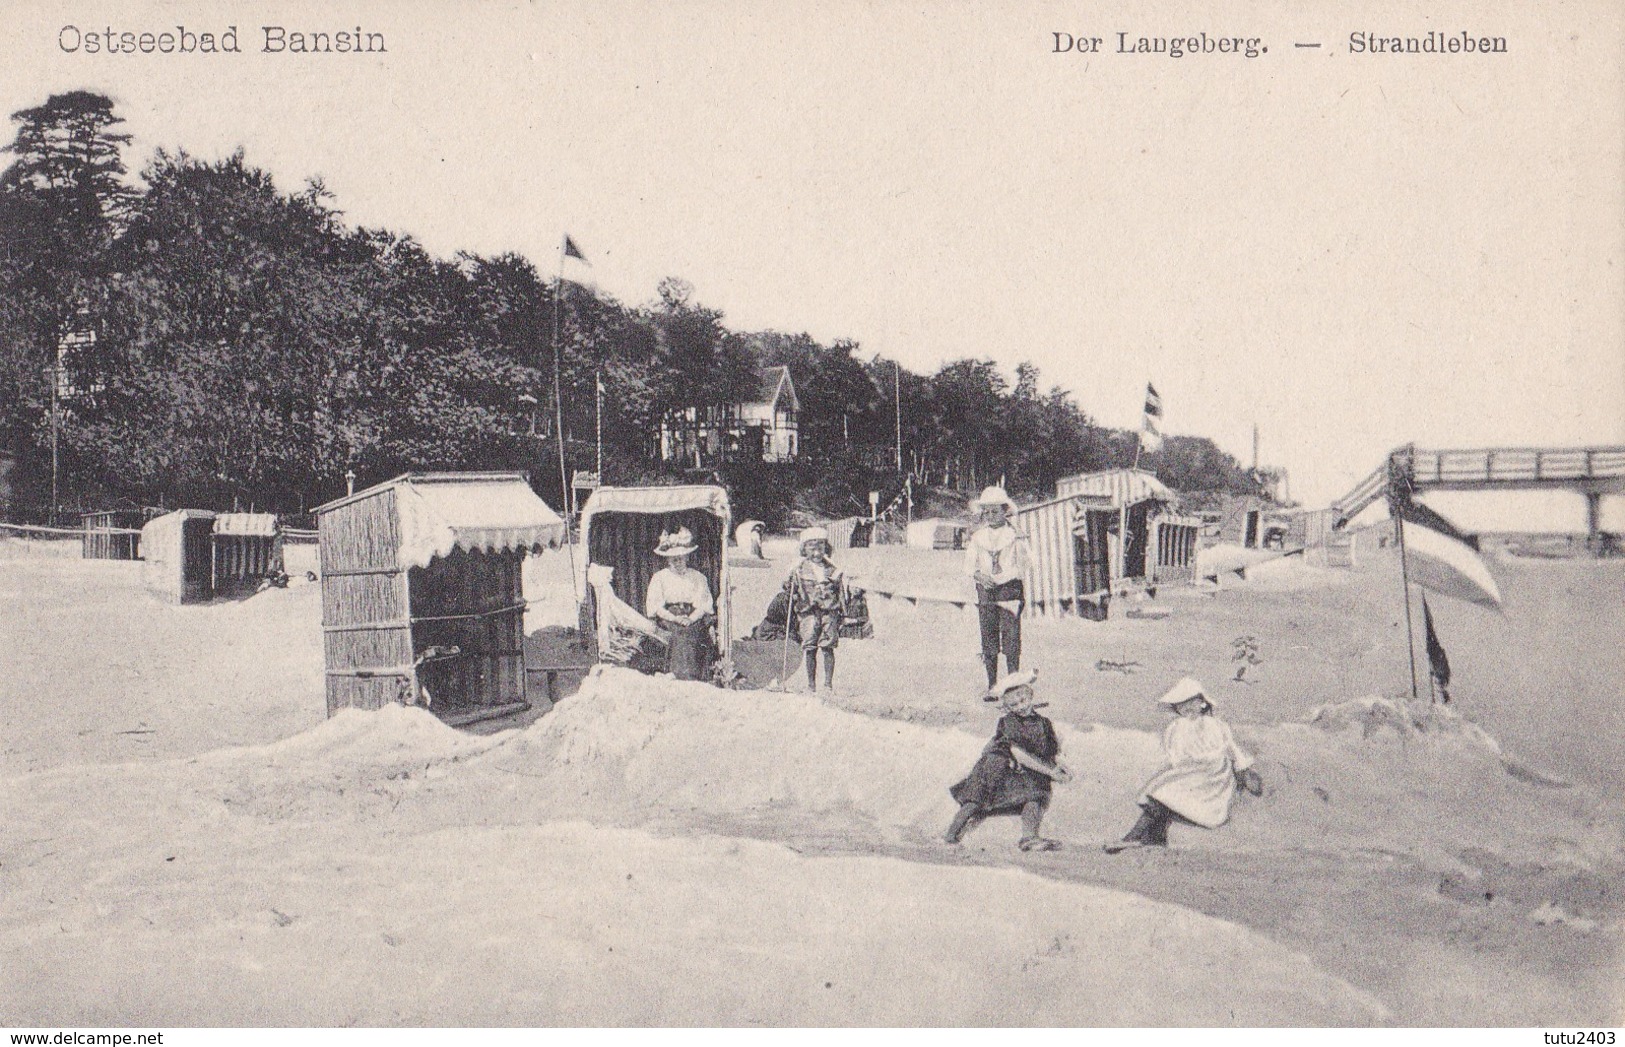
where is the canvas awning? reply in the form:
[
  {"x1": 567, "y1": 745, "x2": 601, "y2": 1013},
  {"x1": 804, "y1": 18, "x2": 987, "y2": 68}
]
[
  {"x1": 395, "y1": 477, "x2": 566, "y2": 570},
  {"x1": 579, "y1": 484, "x2": 730, "y2": 524},
  {"x1": 1056, "y1": 468, "x2": 1176, "y2": 507},
  {"x1": 213, "y1": 513, "x2": 278, "y2": 537},
  {"x1": 141, "y1": 508, "x2": 216, "y2": 537}
]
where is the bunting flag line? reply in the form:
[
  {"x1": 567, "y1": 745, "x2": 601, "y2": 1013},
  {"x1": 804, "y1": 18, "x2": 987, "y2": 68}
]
[
  {"x1": 1422, "y1": 596, "x2": 1452, "y2": 703},
  {"x1": 862, "y1": 587, "x2": 973, "y2": 612},
  {"x1": 861, "y1": 583, "x2": 1135, "y2": 617},
  {"x1": 1140, "y1": 382, "x2": 1164, "y2": 454},
  {"x1": 1394, "y1": 498, "x2": 1503, "y2": 610},
  {"x1": 868, "y1": 485, "x2": 913, "y2": 525}
]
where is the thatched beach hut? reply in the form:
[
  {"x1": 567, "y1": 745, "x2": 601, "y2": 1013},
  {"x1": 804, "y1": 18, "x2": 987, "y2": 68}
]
[{"x1": 314, "y1": 472, "x2": 565, "y2": 726}]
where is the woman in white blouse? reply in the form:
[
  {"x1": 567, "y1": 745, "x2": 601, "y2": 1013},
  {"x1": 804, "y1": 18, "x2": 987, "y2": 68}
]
[{"x1": 645, "y1": 527, "x2": 716, "y2": 681}]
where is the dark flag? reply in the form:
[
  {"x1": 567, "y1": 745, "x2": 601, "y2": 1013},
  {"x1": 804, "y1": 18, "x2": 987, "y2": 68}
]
[
  {"x1": 563, "y1": 234, "x2": 588, "y2": 262},
  {"x1": 1422, "y1": 596, "x2": 1452, "y2": 703}
]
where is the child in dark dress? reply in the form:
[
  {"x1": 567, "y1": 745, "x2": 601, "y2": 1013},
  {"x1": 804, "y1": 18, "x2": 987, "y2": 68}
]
[{"x1": 945, "y1": 669, "x2": 1072, "y2": 851}]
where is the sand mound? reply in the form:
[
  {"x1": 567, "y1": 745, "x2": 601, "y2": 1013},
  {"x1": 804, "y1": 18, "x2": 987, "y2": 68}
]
[
  {"x1": 480, "y1": 666, "x2": 986, "y2": 835},
  {"x1": 1, "y1": 673, "x2": 1391, "y2": 1026},
  {"x1": 449, "y1": 669, "x2": 1623, "y2": 874},
  {"x1": 1306, "y1": 694, "x2": 1502, "y2": 750},
  {"x1": 193, "y1": 703, "x2": 507, "y2": 821}
]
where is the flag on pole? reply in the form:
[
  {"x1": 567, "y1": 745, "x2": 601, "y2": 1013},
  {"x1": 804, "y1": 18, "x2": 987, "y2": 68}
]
[
  {"x1": 1394, "y1": 499, "x2": 1502, "y2": 610},
  {"x1": 560, "y1": 234, "x2": 595, "y2": 288},
  {"x1": 1139, "y1": 382, "x2": 1164, "y2": 454},
  {"x1": 1421, "y1": 596, "x2": 1453, "y2": 702}
]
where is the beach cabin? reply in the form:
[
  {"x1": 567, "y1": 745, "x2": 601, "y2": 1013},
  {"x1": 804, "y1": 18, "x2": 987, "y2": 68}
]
[
  {"x1": 211, "y1": 513, "x2": 283, "y2": 593},
  {"x1": 906, "y1": 518, "x2": 968, "y2": 550},
  {"x1": 1148, "y1": 513, "x2": 1202, "y2": 585},
  {"x1": 140, "y1": 509, "x2": 217, "y2": 603},
  {"x1": 1054, "y1": 469, "x2": 1199, "y2": 581},
  {"x1": 823, "y1": 516, "x2": 874, "y2": 550},
  {"x1": 1283, "y1": 507, "x2": 1338, "y2": 551},
  {"x1": 81, "y1": 509, "x2": 146, "y2": 560},
  {"x1": 1021, "y1": 469, "x2": 1202, "y2": 619},
  {"x1": 1210, "y1": 494, "x2": 1274, "y2": 548},
  {"x1": 142, "y1": 510, "x2": 286, "y2": 602},
  {"x1": 314, "y1": 473, "x2": 566, "y2": 726},
  {"x1": 579, "y1": 485, "x2": 733, "y2": 673}
]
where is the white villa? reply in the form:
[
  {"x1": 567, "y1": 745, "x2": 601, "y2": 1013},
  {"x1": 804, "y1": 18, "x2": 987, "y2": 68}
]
[{"x1": 658, "y1": 366, "x2": 800, "y2": 466}]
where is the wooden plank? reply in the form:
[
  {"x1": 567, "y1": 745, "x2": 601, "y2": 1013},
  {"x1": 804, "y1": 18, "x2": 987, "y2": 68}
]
[{"x1": 438, "y1": 700, "x2": 530, "y2": 728}]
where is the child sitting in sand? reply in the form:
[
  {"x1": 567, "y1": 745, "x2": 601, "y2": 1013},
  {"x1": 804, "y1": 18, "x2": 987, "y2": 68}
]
[
  {"x1": 1104, "y1": 677, "x2": 1262, "y2": 853},
  {"x1": 945, "y1": 670, "x2": 1072, "y2": 852}
]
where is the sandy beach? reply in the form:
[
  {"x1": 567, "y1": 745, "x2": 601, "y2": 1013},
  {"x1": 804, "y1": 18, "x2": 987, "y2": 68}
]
[{"x1": 1, "y1": 533, "x2": 1620, "y2": 1026}]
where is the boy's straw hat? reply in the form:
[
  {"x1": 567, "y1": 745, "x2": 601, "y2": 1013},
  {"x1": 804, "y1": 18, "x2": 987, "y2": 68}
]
[
  {"x1": 971, "y1": 486, "x2": 1018, "y2": 513},
  {"x1": 654, "y1": 527, "x2": 699, "y2": 557},
  {"x1": 984, "y1": 668, "x2": 1038, "y2": 702}
]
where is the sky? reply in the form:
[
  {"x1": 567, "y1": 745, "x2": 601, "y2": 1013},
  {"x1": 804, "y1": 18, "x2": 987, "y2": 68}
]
[{"x1": 3, "y1": 0, "x2": 1622, "y2": 515}]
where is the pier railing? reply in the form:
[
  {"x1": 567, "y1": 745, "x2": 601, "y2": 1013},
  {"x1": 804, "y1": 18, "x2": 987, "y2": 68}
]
[
  {"x1": 1396, "y1": 446, "x2": 1625, "y2": 491},
  {"x1": 1331, "y1": 444, "x2": 1625, "y2": 529}
]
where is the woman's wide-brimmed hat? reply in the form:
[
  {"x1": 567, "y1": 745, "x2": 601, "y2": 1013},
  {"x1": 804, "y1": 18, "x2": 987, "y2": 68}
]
[
  {"x1": 654, "y1": 527, "x2": 699, "y2": 557},
  {"x1": 984, "y1": 668, "x2": 1039, "y2": 703},
  {"x1": 1157, "y1": 676, "x2": 1212, "y2": 709},
  {"x1": 971, "y1": 486, "x2": 1018, "y2": 513}
]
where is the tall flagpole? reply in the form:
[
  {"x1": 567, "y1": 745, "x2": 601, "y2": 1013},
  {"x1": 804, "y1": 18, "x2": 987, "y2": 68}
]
[
  {"x1": 1132, "y1": 380, "x2": 1149, "y2": 471},
  {"x1": 897, "y1": 359, "x2": 910, "y2": 474},
  {"x1": 1391, "y1": 449, "x2": 1421, "y2": 704},
  {"x1": 552, "y1": 238, "x2": 579, "y2": 601},
  {"x1": 47, "y1": 360, "x2": 60, "y2": 525}
]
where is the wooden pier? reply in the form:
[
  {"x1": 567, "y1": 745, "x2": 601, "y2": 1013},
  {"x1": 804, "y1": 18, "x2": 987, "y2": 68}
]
[{"x1": 1332, "y1": 444, "x2": 1625, "y2": 549}]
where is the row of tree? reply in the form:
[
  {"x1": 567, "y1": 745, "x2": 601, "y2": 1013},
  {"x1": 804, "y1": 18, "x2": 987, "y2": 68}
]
[{"x1": 0, "y1": 91, "x2": 1272, "y2": 526}]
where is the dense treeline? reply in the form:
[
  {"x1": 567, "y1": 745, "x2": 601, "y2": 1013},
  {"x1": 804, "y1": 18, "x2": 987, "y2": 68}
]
[{"x1": 0, "y1": 92, "x2": 1269, "y2": 526}]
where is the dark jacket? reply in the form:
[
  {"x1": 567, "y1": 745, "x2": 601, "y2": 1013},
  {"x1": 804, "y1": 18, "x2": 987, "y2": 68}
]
[{"x1": 949, "y1": 711, "x2": 1059, "y2": 813}]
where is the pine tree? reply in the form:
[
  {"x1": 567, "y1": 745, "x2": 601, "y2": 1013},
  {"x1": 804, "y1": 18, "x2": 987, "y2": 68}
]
[{"x1": 0, "y1": 91, "x2": 134, "y2": 511}]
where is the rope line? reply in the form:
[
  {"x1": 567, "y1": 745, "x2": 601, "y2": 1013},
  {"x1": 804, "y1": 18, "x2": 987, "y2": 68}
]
[{"x1": 410, "y1": 600, "x2": 529, "y2": 624}]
